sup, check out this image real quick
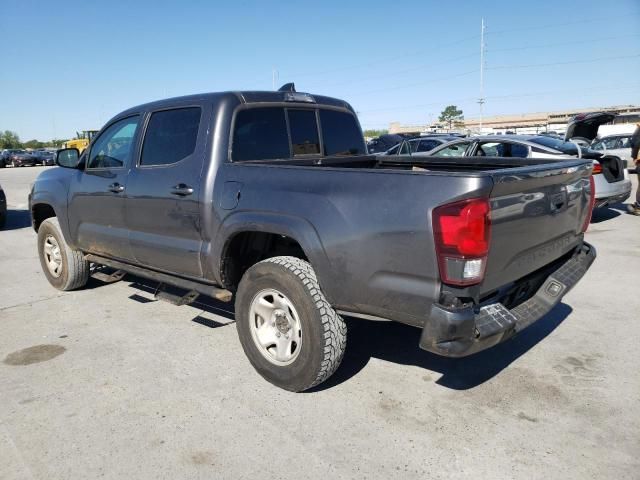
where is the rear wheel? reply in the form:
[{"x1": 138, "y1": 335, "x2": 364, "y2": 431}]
[
  {"x1": 235, "y1": 256, "x2": 346, "y2": 392},
  {"x1": 37, "y1": 218, "x2": 89, "y2": 291}
]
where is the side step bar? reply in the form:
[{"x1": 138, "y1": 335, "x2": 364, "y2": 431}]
[
  {"x1": 84, "y1": 254, "x2": 233, "y2": 303},
  {"x1": 154, "y1": 285, "x2": 200, "y2": 306}
]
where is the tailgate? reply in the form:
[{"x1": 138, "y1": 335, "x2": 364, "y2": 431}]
[{"x1": 482, "y1": 160, "x2": 592, "y2": 294}]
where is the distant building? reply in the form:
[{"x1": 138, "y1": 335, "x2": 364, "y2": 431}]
[{"x1": 389, "y1": 105, "x2": 640, "y2": 136}]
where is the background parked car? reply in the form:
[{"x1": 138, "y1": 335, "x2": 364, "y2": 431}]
[
  {"x1": 0, "y1": 183, "x2": 6, "y2": 229},
  {"x1": 382, "y1": 135, "x2": 461, "y2": 155},
  {"x1": 8, "y1": 150, "x2": 36, "y2": 167},
  {"x1": 31, "y1": 150, "x2": 56, "y2": 166},
  {"x1": 422, "y1": 135, "x2": 631, "y2": 208},
  {"x1": 1, "y1": 149, "x2": 24, "y2": 168},
  {"x1": 366, "y1": 133, "x2": 405, "y2": 154},
  {"x1": 590, "y1": 134, "x2": 633, "y2": 164}
]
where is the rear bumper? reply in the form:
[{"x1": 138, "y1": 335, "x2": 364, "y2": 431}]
[
  {"x1": 594, "y1": 178, "x2": 631, "y2": 207},
  {"x1": 419, "y1": 242, "x2": 596, "y2": 357}
]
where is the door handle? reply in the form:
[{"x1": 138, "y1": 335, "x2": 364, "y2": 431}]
[
  {"x1": 171, "y1": 183, "x2": 194, "y2": 196},
  {"x1": 108, "y1": 183, "x2": 125, "y2": 193}
]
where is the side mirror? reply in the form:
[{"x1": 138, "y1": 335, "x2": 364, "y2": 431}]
[{"x1": 56, "y1": 148, "x2": 80, "y2": 168}]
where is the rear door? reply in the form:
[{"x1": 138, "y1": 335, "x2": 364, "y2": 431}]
[{"x1": 124, "y1": 104, "x2": 209, "y2": 278}]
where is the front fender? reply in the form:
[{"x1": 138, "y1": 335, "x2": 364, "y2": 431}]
[
  {"x1": 30, "y1": 168, "x2": 75, "y2": 247},
  {"x1": 212, "y1": 210, "x2": 336, "y2": 303}
]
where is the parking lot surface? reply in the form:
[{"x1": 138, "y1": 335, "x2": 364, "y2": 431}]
[{"x1": 1, "y1": 166, "x2": 639, "y2": 479}]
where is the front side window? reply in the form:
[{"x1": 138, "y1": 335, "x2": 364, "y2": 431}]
[
  {"x1": 140, "y1": 107, "x2": 201, "y2": 166},
  {"x1": 434, "y1": 142, "x2": 470, "y2": 157},
  {"x1": 601, "y1": 137, "x2": 618, "y2": 149},
  {"x1": 232, "y1": 108, "x2": 290, "y2": 161},
  {"x1": 87, "y1": 116, "x2": 139, "y2": 169},
  {"x1": 386, "y1": 144, "x2": 400, "y2": 155},
  {"x1": 288, "y1": 110, "x2": 320, "y2": 155},
  {"x1": 319, "y1": 110, "x2": 366, "y2": 156}
]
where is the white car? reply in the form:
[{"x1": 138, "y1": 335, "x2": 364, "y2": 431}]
[
  {"x1": 590, "y1": 134, "x2": 633, "y2": 164},
  {"x1": 421, "y1": 135, "x2": 632, "y2": 208}
]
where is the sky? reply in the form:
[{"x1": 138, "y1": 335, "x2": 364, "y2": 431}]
[{"x1": 2, "y1": 0, "x2": 640, "y2": 140}]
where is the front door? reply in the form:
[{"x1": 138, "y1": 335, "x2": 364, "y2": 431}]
[
  {"x1": 67, "y1": 115, "x2": 141, "y2": 261},
  {"x1": 124, "y1": 106, "x2": 206, "y2": 278}
]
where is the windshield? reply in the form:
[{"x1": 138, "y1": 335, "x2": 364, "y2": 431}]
[{"x1": 528, "y1": 136, "x2": 578, "y2": 154}]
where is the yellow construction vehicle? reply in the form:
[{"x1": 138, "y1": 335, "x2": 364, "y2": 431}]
[{"x1": 63, "y1": 130, "x2": 99, "y2": 153}]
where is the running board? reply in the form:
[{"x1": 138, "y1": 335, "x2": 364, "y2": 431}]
[
  {"x1": 155, "y1": 285, "x2": 200, "y2": 306},
  {"x1": 92, "y1": 269, "x2": 126, "y2": 284},
  {"x1": 84, "y1": 254, "x2": 233, "y2": 302}
]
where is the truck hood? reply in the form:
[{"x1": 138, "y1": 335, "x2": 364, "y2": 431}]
[{"x1": 565, "y1": 112, "x2": 616, "y2": 142}]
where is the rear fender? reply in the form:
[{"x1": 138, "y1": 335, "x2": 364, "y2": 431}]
[{"x1": 212, "y1": 211, "x2": 335, "y2": 303}]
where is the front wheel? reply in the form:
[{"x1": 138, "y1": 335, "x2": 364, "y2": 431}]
[
  {"x1": 37, "y1": 218, "x2": 89, "y2": 291},
  {"x1": 235, "y1": 256, "x2": 346, "y2": 392}
]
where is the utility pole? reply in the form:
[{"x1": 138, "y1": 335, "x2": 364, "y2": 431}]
[
  {"x1": 478, "y1": 18, "x2": 486, "y2": 135},
  {"x1": 272, "y1": 68, "x2": 279, "y2": 90}
]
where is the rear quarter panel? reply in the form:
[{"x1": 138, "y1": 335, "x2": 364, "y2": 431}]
[{"x1": 213, "y1": 163, "x2": 492, "y2": 326}]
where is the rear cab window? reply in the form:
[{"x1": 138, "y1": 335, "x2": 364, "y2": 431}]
[{"x1": 231, "y1": 106, "x2": 365, "y2": 161}]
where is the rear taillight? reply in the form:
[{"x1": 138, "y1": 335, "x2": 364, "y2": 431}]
[
  {"x1": 433, "y1": 198, "x2": 491, "y2": 286},
  {"x1": 591, "y1": 162, "x2": 602, "y2": 174},
  {"x1": 581, "y1": 176, "x2": 596, "y2": 232}
]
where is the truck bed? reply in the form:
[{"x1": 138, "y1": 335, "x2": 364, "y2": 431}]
[{"x1": 245, "y1": 154, "x2": 588, "y2": 174}]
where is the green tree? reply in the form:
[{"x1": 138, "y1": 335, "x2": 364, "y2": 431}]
[
  {"x1": 0, "y1": 130, "x2": 22, "y2": 149},
  {"x1": 23, "y1": 139, "x2": 45, "y2": 149},
  {"x1": 363, "y1": 129, "x2": 388, "y2": 138},
  {"x1": 48, "y1": 139, "x2": 67, "y2": 148},
  {"x1": 438, "y1": 106, "x2": 464, "y2": 130}
]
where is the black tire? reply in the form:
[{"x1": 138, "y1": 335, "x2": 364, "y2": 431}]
[
  {"x1": 37, "y1": 217, "x2": 89, "y2": 291},
  {"x1": 235, "y1": 256, "x2": 347, "y2": 392}
]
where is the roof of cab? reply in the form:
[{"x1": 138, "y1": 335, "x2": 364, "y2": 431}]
[{"x1": 113, "y1": 90, "x2": 352, "y2": 121}]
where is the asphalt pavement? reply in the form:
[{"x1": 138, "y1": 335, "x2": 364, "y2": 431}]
[{"x1": 1, "y1": 166, "x2": 639, "y2": 479}]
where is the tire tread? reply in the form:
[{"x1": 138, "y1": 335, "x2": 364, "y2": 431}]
[{"x1": 260, "y1": 256, "x2": 347, "y2": 389}]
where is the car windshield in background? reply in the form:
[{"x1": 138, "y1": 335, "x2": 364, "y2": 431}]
[{"x1": 529, "y1": 136, "x2": 578, "y2": 154}]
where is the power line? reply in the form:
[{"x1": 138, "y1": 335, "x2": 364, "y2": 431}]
[
  {"x1": 302, "y1": 51, "x2": 478, "y2": 90},
  {"x1": 489, "y1": 33, "x2": 640, "y2": 53},
  {"x1": 344, "y1": 69, "x2": 479, "y2": 97},
  {"x1": 356, "y1": 83, "x2": 640, "y2": 114},
  {"x1": 486, "y1": 17, "x2": 604, "y2": 35},
  {"x1": 282, "y1": 34, "x2": 481, "y2": 79},
  {"x1": 487, "y1": 53, "x2": 640, "y2": 70}
]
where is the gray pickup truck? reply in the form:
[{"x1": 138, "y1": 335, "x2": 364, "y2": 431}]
[{"x1": 30, "y1": 85, "x2": 596, "y2": 391}]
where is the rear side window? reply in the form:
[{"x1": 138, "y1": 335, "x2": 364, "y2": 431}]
[
  {"x1": 319, "y1": 110, "x2": 366, "y2": 156},
  {"x1": 232, "y1": 108, "x2": 290, "y2": 161},
  {"x1": 141, "y1": 107, "x2": 200, "y2": 166},
  {"x1": 288, "y1": 110, "x2": 320, "y2": 155},
  {"x1": 417, "y1": 139, "x2": 439, "y2": 152},
  {"x1": 510, "y1": 143, "x2": 529, "y2": 158}
]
